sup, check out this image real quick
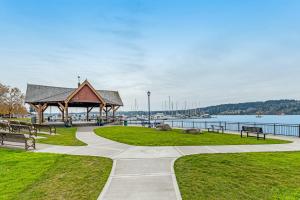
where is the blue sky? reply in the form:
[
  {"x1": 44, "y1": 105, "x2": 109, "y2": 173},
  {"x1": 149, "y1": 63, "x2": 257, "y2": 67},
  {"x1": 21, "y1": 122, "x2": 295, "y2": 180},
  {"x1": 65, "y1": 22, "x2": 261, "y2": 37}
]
[{"x1": 1, "y1": 0, "x2": 300, "y2": 111}]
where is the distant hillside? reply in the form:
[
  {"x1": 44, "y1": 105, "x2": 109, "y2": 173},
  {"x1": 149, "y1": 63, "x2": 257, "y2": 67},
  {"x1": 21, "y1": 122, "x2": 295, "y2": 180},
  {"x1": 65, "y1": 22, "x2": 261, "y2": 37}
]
[
  {"x1": 198, "y1": 100, "x2": 300, "y2": 115},
  {"x1": 121, "y1": 100, "x2": 300, "y2": 116}
]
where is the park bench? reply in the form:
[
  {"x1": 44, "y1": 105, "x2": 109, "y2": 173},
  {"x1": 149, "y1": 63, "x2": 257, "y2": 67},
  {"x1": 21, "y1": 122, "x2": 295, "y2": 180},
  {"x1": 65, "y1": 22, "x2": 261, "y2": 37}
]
[
  {"x1": 33, "y1": 124, "x2": 56, "y2": 135},
  {"x1": 0, "y1": 131, "x2": 36, "y2": 150},
  {"x1": 240, "y1": 126, "x2": 266, "y2": 140},
  {"x1": 141, "y1": 121, "x2": 162, "y2": 128},
  {"x1": 4, "y1": 121, "x2": 37, "y2": 136},
  {"x1": 208, "y1": 125, "x2": 224, "y2": 133},
  {"x1": 9, "y1": 124, "x2": 36, "y2": 136},
  {"x1": 0, "y1": 122, "x2": 36, "y2": 150},
  {"x1": 19, "y1": 121, "x2": 39, "y2": 136},
  {"x1": 0, "y1": 122, "x2": 10, "y2": 132},
  {"x1": 4, "y1": 120, "x2": 56, "y2": 135}
]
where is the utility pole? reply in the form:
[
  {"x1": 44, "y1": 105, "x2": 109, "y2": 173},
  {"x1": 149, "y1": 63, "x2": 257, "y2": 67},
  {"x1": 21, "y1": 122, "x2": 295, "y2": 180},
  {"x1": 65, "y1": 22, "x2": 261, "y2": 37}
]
[
  {"x1": 147, "y1": 91, "x2": 151, "y2": 128},
  {"x1": 168, "y1": 96, "x2": 171, "y2": 116},
  {"x1": 164, "y1": 101, "x2": 167, "y2": 115}
]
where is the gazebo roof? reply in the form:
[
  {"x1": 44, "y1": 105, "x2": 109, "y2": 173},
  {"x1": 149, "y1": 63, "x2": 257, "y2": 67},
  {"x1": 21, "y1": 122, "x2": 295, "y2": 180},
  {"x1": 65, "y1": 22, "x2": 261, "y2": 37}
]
[{"x1": 25, "y1": 82, "x2": 123, "y2": 106}]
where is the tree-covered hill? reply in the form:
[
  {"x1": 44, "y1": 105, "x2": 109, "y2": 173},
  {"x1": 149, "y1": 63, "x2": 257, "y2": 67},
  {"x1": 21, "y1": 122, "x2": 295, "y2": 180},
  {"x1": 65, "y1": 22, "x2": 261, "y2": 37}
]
[
  {"x1": 121, "y1": 100, "x2": 300, "y2": 116},
  {"x1": 198, "y1": 100, "x2": 300, "y2": 115}
]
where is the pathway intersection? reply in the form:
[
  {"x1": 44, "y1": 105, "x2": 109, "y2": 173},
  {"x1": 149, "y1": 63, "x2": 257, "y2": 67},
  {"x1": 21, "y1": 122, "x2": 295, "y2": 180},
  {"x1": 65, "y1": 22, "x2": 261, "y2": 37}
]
[{"x1": 33, "y1": 127, "x2": 300, "y2": 200}]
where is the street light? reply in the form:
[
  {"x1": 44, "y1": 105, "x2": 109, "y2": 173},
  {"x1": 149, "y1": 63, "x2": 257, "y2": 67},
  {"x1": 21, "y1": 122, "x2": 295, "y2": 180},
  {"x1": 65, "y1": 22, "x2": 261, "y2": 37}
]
[{"x1": 147, "y1": 91, "x2": 151, "y2": 128}]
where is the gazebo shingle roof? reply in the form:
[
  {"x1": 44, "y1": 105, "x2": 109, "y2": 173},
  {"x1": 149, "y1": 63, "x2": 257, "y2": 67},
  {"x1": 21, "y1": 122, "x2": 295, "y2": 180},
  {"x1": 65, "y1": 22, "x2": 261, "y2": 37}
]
[{"x1": 25, "y1": 84, "x2": 123, "y2": 106}]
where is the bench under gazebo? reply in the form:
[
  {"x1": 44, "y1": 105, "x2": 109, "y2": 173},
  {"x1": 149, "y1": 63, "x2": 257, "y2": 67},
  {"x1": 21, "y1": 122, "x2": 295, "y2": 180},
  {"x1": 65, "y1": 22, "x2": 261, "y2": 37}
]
[{"x1": 25, "y1": 80, "x2": 123, "y2": 124}]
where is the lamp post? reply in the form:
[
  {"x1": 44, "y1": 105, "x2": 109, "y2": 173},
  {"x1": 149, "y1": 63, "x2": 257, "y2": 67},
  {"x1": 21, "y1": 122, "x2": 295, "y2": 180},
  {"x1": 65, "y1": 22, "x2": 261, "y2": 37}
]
[
  {"x1": 77, "y1": 75, "x2": 81, "y2": 87},
  {"x1": 147, "y1": 91, "x2": 151, "y2": 128}
]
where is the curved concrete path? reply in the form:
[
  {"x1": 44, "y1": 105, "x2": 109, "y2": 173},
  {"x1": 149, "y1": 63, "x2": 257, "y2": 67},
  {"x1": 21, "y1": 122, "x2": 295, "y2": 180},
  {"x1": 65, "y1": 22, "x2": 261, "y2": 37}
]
[{"x1": 35, "y1": 127, "x2": 300, "y2": 200}]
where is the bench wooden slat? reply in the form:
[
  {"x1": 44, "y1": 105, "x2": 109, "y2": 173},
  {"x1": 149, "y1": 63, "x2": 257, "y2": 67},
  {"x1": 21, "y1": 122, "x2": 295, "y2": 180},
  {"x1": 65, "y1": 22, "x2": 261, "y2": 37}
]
[{"x1": 33, "y1": 124, "x2": 56, "y2": 134}]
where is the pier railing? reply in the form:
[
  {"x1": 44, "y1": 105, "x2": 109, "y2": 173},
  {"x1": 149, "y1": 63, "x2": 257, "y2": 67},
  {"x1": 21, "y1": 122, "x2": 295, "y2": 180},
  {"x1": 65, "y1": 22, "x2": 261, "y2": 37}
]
[{"x1": 126, "y1": 120, "x2": 300, "y2": 137}]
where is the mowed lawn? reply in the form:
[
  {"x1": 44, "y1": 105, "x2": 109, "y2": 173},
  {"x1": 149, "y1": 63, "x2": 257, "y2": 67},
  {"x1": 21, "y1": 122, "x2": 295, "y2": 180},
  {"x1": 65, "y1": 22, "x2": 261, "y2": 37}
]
[
  {"x1": 175, "y1": 152, "x2": 300, "y2": 200},
  {"x1": 94, "y1": 126, "x2": 289, "y2": 146},
  {"x1": 37, "y1": 127, "x2": 86, "y2": 146},
  {"x1": 0, "y1": 148, "x2": 112, "y2": 200}
]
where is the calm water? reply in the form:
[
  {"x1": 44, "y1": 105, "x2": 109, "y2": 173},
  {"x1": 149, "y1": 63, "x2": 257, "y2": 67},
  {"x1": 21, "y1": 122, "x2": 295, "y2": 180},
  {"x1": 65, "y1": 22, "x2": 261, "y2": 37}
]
[
  {"x1": 163, "y1": 115, "x2": 300, "y2": 136},
  {"x1": 180, "y1": 115, "x2": 300, "y2": 125}
]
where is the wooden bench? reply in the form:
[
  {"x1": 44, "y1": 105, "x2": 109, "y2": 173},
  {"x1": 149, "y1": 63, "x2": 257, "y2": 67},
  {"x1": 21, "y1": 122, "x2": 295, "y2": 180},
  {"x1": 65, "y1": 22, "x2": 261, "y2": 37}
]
[
  {"x1": 19, "y1": 121, "x2": 38, "y2": 136},
  {"x1": 33, "y1": 124, "x2": 56, "y2": 135},
  {"x1": 0, "y1": 122, "x2": 10, "y2": 132},
  {"x1": 208, "y1": 125, "x2": 224, "y2": 133},
  {"x1": 5, "y1": 121, "x2": 37, "y2": 136},
  {"x1": 9, "y1": 124, "x2": 36, "y2": 137},
  {"x1": 240, "y1": 126, "x2": 266, "y2": 140},
  {"x1": 0, "y1": 132, "x2": 35, "y2": 150}
]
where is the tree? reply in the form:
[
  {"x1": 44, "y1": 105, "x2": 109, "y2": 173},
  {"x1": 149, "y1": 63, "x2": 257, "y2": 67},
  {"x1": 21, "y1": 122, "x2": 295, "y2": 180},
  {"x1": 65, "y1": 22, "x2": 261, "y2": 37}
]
[
  {"x1": 0, "y1": 83, "x2": 27, "y2": 117},
  {"x1": 0, "y1": 83, "x2": 8, "y2": 115},
  {"x1": 0, "y1": 83, "x2": 8, "y2": 100},
  {"x1": 6, "y1": 87, "x2": 26, "y2": 117}
]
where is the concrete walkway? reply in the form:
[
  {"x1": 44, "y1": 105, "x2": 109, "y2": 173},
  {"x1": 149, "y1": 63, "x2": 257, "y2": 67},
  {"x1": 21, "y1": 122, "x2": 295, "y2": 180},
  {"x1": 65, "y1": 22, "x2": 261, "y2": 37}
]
[{"x1": 33, "y1": 127, "x2": 300, "y2": 200}]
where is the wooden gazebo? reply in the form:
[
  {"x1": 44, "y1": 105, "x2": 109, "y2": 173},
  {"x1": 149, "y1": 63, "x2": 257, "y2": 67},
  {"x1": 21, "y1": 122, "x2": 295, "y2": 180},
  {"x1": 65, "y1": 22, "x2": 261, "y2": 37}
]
[{"x1": 25, "y1": 80, "x2": 123, "y2": 124}]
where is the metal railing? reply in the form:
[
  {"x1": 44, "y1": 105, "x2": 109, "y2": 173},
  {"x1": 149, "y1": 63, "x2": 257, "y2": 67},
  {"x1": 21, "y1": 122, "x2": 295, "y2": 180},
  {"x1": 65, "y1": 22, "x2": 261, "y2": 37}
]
[{"x1": 126, "y1": 120, "x2": 300, "y2": 137}]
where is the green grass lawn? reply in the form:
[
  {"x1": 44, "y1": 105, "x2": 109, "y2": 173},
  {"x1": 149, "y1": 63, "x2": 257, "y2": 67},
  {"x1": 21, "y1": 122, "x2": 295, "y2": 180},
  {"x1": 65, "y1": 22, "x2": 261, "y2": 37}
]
[
  {"x1": 175, "y1": 152, "x2": 300, "y2": 200},
  {"x1": 37, "y1": 127, "x2": 86, "y2": 146},
  {"x1": 94, "y1": 126, "x2": 289, "y2": 146},
  {"x1": 0, "y1": 148, "x2": 112, "y2": 200}
]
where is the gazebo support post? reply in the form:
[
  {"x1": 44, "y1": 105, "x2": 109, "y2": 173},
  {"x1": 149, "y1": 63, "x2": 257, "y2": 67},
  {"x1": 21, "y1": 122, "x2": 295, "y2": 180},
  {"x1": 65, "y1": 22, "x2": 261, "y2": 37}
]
[
  {"x1": 41, "y1": 110, "x2": 44, "y2": 123},
  {"x1": 112, "y1": 106, "x2": 120, "y2": 121},
  {"x1": 37, "y1": 104, "x2": 42, "y2": 124},
  {"x1": 41, "y1": 103, "x2": 47, "y2": 123},
  {"x1": 64, "y1": 102, "x2": 69, "y2": 122},
  {"x1": 58, "y1": 102, "x2": 65, "y2": 122},
  {"x1": 86, "y1": 107, "x2": 89, "y2": 121},
  {"x1": 35, "y1": 103, "x2": 47, "y2": 124},
  {"x1": 105, "y1": 107, "x2": 108, "y2": 122},
  {"x1": 62, "y1": 110, "x2": 64, "y2": 121},
  {"x1": 104, "y1": 106, "x2": 112, "y2": 122},
  {"x1": 112, "y1": 106, "x2": 115, "y2": 121},
  {"x1": 86, "y1": 107, "x2": 94, "y2": 122},
  {"x1": 99, "y1": 104, "x2": 103, "y2": 123}
]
